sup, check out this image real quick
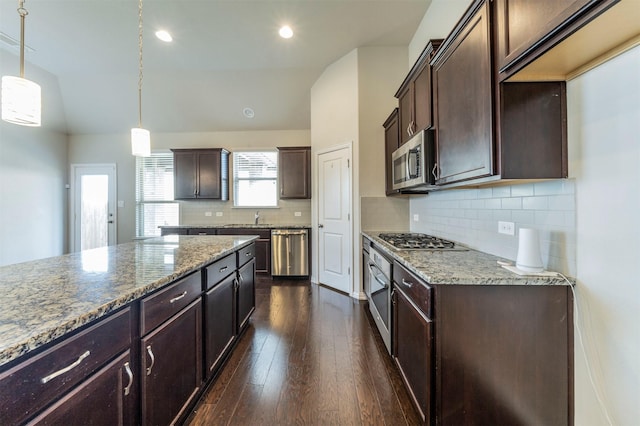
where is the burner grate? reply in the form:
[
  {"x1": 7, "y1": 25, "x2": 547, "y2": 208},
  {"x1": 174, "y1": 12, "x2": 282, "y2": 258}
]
[{"x1": 378, "y1": 233, "x2": 459, "y2": 250}]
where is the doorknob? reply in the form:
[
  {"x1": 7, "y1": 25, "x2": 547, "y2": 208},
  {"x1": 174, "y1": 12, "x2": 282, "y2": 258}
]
[
  {"x1": 108, "y1": 220, "x2": 114, "y2": 224},
  {"x1": 318, "y1": 224, "x2": 324, "y2": 228}
]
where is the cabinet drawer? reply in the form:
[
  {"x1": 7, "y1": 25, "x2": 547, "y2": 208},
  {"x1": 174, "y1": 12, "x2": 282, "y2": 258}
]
[
  {"x1": 0, "y1": 307, "x2": 132, "y2": 425},
  {"x1": 393, "y1": 263, "x2": 432, "y2": 318},
  {"x1": 206, "y1": 253, "x2": 236, "y2": 290},
  {"x1": 218, "y1": 228, "x2": 271, "y2": 239},
  {"x1": 141, "y1": 272, "x2": 201, "y2": 335},
  {"x1": 187, "y1": 228, "x2": 217, "y2": 235},
  {"x1": 237, "y1": 243, "x2": 255, "y2": 267}
]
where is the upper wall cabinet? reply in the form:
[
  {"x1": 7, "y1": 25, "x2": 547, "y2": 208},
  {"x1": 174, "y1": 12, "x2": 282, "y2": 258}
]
[
  {"x1": 494, "y1": 0, "x2": 637, "y2": 81},
  {"x1": 395, "y1": 40, "x2": 443, "y2": 145},
  {"x1": 172, "y1": 149, "x2": 229, "y2": 200},
  {"x1": 431, "y1": 0, "x2": 568, "y2": 187},
  {"x1": 383, "y1": 109, "x2": 401, "y2": 196},
  {"x1": 278, "y1": 147, "x2": 311, "y2": 199}
]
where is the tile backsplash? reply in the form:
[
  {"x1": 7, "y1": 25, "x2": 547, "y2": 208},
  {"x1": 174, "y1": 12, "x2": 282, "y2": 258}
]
[
  {"x1": 180, "y1": 199, "x2": 311, "y2": 226},
  {"x1": 410, "y1": 180, "x2": 576, "y2": 276}
]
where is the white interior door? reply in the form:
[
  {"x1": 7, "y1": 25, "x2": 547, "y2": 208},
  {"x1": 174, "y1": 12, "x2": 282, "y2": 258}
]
[
  {"x1": 318, "y1": 146, "x2": 351, "y2": 294},
  {"x1": 71, "y1": 164, "x2": 117, "y2": 252}
]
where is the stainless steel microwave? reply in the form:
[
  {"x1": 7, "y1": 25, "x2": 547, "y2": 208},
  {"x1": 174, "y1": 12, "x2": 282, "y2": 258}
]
[{"x1": 391, "y1": 129, "x2": 435, "y2": 191}]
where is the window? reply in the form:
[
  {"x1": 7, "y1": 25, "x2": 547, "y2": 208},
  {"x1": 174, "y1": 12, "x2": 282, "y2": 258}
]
[
  {"x1": 233, "y1": 151, "x2": 278, "y2": 207},
  {"x1": 136, "y1": 152, "x2": 179, "y2": 237}
]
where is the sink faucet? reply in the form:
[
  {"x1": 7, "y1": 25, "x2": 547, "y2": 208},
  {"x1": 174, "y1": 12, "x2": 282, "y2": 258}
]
[{"x1": 254, "y1": 210, "x2": 260, "y2": 225}]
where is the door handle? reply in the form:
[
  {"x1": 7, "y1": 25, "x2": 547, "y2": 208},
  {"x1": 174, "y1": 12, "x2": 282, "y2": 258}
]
[
  {"x1": 108, "y1": 220, "x2": 114, "y2": 224},
  {"x1": 318, "y1": 224, "x2": 324, "y2": 228}
]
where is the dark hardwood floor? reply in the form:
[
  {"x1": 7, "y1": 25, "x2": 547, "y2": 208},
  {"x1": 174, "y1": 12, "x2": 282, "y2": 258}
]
[{"x1": 187, "y1": 276, "x2": 421, "y2": 426}]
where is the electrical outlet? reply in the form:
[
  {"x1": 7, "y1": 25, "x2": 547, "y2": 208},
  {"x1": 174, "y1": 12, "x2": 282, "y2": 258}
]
[
  {"x1": 216, "y1": 212, "x2": 223, "y2": 217},
  {"x1": 413, "y1": 214, "x2": 419, "y2": 222},
  {"x1": 294, "y1": 212, "x2": 302, "y2": 217},
  {"x1": 205, "y1": 212, "x2": 212, "y2": 217},
  {"x1": 498, "y1": 221, "x2": 515, "y2": 235}
]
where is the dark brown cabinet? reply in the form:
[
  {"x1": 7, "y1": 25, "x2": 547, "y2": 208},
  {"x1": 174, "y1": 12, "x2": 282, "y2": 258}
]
[
  {"x1": 432, "y1": 0, "x2": 494, "y2": 185},
  {"x1": 383, "y1": 109, "x2": 400, "y2": 196},
  {"x1": 27, "y1": 351, "x2": 136, "y2": 425},
  {"x1": 204, "y1": 274, "x2": 237, "y2": 379},
  {"x1": 172, "y1": 148, "x2": 229, "y2": 200},
  {"x1": 237, "y1": 258, "x2": 256, "y2": 332},
  {"x1": 218, "y1": 228, "x2": 271, "y2": 274},
  {"x1": 396, "y1": 40, "x2": 442, "y2": 145},
  {"x1": 494, "y1": 0, "x2": 618, "y2": 80},
  {"x1": 278, "y1": 146, "x2": 311, "y2": 199},
  {"x1": 391, "y1": 260, "x2": 573, "y2": 425},
  {"x1": 393, "y1": 288, "x2": 432, "y2": 423},
  {"x1": 141, "y1": 298, "x2": 203, "y2": 426},
  {"x1": 430, "y1": 0, "x2": 568, "y2": 186}
]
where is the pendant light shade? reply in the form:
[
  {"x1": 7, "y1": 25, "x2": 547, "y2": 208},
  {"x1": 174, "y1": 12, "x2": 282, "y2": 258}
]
[
  {"x1": 131, "y1": 0, "x2": 150, "y2": 157},
  {"x1": 131, "y1": 127, "x2": 150, "y2": 157},
  {"x1": 1, "y1": 76, "x2": 41, "y2": 126},
  {"x1": 1, "y1": 1, "x2": 41, "y2": 127}
]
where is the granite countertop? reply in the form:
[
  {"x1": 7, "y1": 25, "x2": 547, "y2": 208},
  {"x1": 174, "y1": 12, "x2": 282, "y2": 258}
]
[
  {"x1": 0, "y1": 235, "x2": 256, "y2": 367},
  {"x1": 160, "y1": 224, "x2": 311, "y2": 229},
  {"x1": 363, "y1": 231, "x2": 572, "y2": 286}
]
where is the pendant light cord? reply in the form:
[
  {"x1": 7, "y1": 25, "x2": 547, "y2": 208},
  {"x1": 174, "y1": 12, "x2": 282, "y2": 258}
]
[
  {"x1": 17, "y1": 0, "x2": 28, "y2": 78},
  {"x1": 137, "y1": 0, "x2": 144, "y2": 128}
]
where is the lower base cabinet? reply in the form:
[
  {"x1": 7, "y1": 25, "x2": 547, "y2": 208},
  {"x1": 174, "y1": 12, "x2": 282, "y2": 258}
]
[
  {"x1": 204, "y1": 274, "x2": 237, "y2": 379},
  {"x1": 392, "y1": 261, "x2": 572, "y2": 425},
  {"x1": 237, "y1": 259, "x2": 256, "y2": 331},
  {"x1": 141, "y1": 299, "x2": 203, "y2": 426},
  {"x1": 27, "y1": 351, "x2": 135, "y2": 425}
]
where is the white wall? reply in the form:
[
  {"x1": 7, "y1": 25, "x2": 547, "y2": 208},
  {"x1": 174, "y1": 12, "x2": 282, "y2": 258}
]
[
  {"x1": 0, "y1": 51, "x2": 69, "y2": 267},
  {"x1": 69, "y1": 129, "x2": 310, "y2": 244},
  {"x1": 567, "y1": 46, "x2": 640, "y2": 426}
]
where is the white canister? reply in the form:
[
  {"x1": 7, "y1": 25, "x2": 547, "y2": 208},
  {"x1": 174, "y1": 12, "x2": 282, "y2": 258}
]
[{"x1": 516, "y1": 228, "x2": 544, "y2": 273}]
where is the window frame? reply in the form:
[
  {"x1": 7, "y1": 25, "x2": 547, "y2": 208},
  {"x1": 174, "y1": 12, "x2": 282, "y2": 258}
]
[
  {"x1": 232, "y1": 150, "x2": 279, "y2": 208},
  {"x1": 135, "y1": 151, "x2": 179, "y2": 237}
]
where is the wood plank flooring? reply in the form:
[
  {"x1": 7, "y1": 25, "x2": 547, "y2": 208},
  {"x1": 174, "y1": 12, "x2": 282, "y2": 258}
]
[{"x1": 187, "y1": 276, "x2": 421, "y2": 426}]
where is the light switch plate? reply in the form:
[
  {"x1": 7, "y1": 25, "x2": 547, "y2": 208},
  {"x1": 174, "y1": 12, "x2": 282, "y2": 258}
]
[
  {"x1": 117, "y1": 200, "x2": 124, "y2": 208},
  {"x1": 216, "y1": 212, "x2": 223, "y2": 217},
  {"x1": 498, "y1": 221, "x2": 515, "y2": 235},
  {"x1": 413, "y1": 214, "x2": 419, "y2": 222},
  {"x1": 205, "y1": 212, "x2": 212, "y2": 217},
  {"x1": 294, "y1": 212, "x2": 302, "y2": 217}
]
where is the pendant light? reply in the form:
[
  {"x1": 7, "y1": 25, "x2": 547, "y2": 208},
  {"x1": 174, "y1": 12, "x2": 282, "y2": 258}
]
[
  {"x1": 131, "y1": 0, "x2": 150, "y2": 157},
  {"x1": 1, "y1": 0, "x2": 41, "y2": 127}
]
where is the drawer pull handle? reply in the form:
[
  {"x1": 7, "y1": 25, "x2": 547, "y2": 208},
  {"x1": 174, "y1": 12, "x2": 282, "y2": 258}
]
[
  {"x1": 401, "y1": 278, "x2": 413, "y2": 288},
  {"x1": 219, "y1": 266, "x2": 228, "y2": 273},
  {"x1": 41, "y1": 350, "x2": 90, "y2": 384},
  {"x1": 245, "y1": 252, "x2": 251, "y2": 257},
  {"x1": 146, "y1": 345, "x2": 155, "y2": 376},
  {"x1": 169, "y1": 291, "x2": 187, "y2": 303},
  {"x1": 123, "y1": 362, "x2": 133, "y2": 396}
]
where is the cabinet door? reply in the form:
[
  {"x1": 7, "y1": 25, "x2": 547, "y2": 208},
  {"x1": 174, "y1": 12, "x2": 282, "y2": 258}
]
[
  {"x1": 237, "y1": 259, "x2": 255, "y2": 331},
  {"x1": 204, "y1": 274, "x2": 237, "y2": 379},
  {"x1": 174, "y1": 151, "x2": 198, "y2": 199},
  {"x1": 384, "y1": 109, "x2": 400, "y2": 196},
  {"x1": 393, "y1": 287, "x2": 432, "y2": 423},
  {"x1": 397, "y1": 86, "x2": 413, "y2": 145},
  {"x1": 141, "y1": 299, "x2": 203, "y2": 426},
  {"x1": 27, "y1": 351, "x2": 135, "y2": 426},
  {"x1": 433, "y1": 1, "x2": 493, "y2": 185},
  {"x1": 494, "y1": 0, "x2": 596, "y2": 74},
  {"x1": 279, "y1": 147, "x2": 311, "y2": 199},
  {"x1": 413, "y1": 60, "x2": 434, "y2": 134},
  {"x1": 197, "y1": 150, "x2": 222, "y2": 199},
  {"x1": 254, "y1": 239, "x2": 270, "y2": 274}
]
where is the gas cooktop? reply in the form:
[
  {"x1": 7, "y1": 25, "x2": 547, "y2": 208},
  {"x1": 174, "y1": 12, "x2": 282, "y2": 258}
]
[{"x1": 378, "y1": 233, "x2": 465, "y2": 251}]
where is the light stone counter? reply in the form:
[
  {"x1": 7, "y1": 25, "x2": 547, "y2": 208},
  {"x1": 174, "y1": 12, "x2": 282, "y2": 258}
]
[
  {"x1": 0, "y1": 235, "x2": 256, "y2": 367},
  {"x1": 160, "y1": 224, "x2": 311, "y2": 230},
  {"x1": 363, "y1": 231, "x2": 572, "y2": 286}
]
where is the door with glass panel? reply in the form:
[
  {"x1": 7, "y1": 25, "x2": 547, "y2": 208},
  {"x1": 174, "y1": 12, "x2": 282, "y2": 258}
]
[{"x1": 71, "y1": 164, "x2": 116, "y2": 251}]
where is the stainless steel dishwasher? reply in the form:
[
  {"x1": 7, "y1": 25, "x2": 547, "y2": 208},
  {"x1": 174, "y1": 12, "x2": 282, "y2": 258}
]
[{"x1": 271, "y1": 229, "x2": 309, "y2": 277}]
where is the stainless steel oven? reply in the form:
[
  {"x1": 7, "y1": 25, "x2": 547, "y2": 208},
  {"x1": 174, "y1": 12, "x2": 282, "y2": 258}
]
[{"x1": 364, "y1": 245, "x2": 392, "y2": 354}]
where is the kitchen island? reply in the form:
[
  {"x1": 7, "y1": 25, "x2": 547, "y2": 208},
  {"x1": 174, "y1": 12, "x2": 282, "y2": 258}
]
[{"x1": 0, "y1": 235, "x2": 257, "y2": 425}]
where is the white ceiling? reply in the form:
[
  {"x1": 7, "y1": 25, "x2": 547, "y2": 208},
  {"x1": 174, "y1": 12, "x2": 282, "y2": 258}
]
[{"x1": 0, "y1": 0, "x2": 432, "y2": 135}]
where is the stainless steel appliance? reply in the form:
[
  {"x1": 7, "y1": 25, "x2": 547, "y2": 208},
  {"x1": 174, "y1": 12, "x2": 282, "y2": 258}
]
[
  {"x1": 271, "y1": 229, "x2": 309, "y2": 276},
  {"x1": 378, "y1": 233, "x2": 465, "y2": 251},
  {"x1": 364, "y1": 244, "x2": 392, "y2": 354},
  {"x1": 391, "y1": 129, "x2": 435, "y2": 191}
]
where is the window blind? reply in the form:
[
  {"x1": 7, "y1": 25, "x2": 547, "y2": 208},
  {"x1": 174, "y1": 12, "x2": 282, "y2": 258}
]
[{"x1": 135, "y1": 152, "x2": 179, "y2": 236}]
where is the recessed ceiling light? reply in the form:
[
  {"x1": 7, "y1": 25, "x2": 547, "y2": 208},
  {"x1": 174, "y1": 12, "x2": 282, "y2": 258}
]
[
  {"x1": 155, "y1": 30, "x2": 173, "y2": 42},
  {"x1": 278, "y1": 25, "x2": 293, "y2": 39},
  {"x1": 243, "y1": 107, "x2": 255, "y2": 118}
]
